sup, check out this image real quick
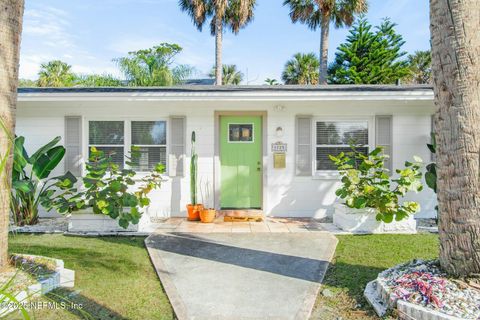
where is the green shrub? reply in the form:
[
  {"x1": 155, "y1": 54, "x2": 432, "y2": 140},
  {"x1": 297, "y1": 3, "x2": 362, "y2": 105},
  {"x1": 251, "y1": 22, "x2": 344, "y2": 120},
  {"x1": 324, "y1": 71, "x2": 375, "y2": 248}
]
[
  {"x1": 329, "y1": 146, "x2": 423, "y2": 223},
  {"x1": 11, "y1": 136, "x2": 69, "y2": 226},
  {"x1": 42, "y1": 147, "x2": 164, "y2": 229}
]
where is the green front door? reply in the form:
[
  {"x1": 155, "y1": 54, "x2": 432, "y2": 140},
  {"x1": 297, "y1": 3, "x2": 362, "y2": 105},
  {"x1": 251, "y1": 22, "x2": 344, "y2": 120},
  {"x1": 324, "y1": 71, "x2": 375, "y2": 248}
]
[{"x1": 220, "y1": 115, "x2": 262, "y2": 209}]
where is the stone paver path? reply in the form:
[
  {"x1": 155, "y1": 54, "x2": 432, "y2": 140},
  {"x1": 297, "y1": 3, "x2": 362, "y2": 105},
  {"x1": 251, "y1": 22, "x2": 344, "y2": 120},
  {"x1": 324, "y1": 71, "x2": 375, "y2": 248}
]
[
  {"x1": 146, "y1": 231, "x2": 338, "y2": 320},
  {"x1": 155, "y1": 216, "x2": 345, "y2": 234}
]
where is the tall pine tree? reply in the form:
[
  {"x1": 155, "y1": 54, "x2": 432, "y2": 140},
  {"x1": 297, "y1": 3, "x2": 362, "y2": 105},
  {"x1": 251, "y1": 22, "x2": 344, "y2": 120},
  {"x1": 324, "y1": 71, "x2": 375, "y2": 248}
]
[{"x1": 328, "y1": 18, "x2": 409, "y2": 84}]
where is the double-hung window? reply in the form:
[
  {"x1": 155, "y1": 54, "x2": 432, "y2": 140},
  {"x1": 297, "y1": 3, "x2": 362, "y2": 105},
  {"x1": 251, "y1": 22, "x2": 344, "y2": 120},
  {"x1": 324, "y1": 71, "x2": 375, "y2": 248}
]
[
  {"x1": 315, "y1": 120, "x2": 369, "y2": 171},
  {"x1": 88, "y1": 120, "x2": 167, "y2": 172},
  {"x1": 88, "y1": 121, "x2": 125, "y2": 167},
  {"x1": 131, "y1": 121, "x2": 167, "y2": 171}
]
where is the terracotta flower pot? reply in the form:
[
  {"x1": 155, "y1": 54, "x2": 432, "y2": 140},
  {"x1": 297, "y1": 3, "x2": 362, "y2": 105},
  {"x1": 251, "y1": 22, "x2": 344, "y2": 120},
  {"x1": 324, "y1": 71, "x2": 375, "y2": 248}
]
[
  {"x1": 186, "y1": 204, "x2": 204, "y2": 221},
  {"x1": 200, "y1": 208, "x2": 216, "y2": 223}
]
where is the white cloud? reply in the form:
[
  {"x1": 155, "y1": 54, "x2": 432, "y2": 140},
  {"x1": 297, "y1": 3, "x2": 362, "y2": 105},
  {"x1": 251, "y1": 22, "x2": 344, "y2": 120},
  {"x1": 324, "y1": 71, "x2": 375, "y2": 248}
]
[
  {"x1": 19, "y1": 54, "x2": 55, "y2": 79},
  {"x1": 72, "y1": 64, "x2": 120, "y2": 77},
  {"x1": 23, "y1": 6, "x2": 74, "y2": 48}
]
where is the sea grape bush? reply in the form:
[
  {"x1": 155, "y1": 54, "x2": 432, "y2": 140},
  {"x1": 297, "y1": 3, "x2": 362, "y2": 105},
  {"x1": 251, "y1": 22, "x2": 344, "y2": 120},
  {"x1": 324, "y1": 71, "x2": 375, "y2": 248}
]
[
  {"x1": 42, "y1": 147, "x2": 164, "y2": 229},
  {"x1": 329, "y1": 146, "x2": 423, "y2": 223}
]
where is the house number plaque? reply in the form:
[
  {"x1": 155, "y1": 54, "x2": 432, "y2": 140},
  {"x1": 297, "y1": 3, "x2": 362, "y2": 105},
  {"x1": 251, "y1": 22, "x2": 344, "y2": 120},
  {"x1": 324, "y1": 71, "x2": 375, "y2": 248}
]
[
  {"x1": 272, "y1": 142, "x2": 287, "y2": 169},
  {"x1": 271, "y1": 142, "x2": 287, "y2": 153}
]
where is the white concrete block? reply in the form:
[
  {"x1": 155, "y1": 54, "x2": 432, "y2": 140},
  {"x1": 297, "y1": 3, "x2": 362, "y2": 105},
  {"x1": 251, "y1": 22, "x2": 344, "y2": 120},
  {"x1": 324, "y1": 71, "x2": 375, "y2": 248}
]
[
  {"x1": 60, "y1": 268, "x2": 75, "y2": 288},
  {"x1": 333, "y1": 203, "x2": 417, "y2": 234}
]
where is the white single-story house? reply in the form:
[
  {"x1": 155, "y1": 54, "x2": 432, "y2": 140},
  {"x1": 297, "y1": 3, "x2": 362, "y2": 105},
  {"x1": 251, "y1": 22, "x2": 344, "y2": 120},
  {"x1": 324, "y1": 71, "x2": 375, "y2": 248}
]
[{"x1": 16, "y1": 85, "x2": 437, "y2": 231}]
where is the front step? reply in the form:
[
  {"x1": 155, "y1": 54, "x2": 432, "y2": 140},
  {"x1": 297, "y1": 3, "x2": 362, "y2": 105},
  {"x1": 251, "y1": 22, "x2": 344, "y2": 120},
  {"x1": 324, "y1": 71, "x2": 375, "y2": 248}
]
[{"x1": 220, "y1": 210, "x2": 264, "y2": 222}]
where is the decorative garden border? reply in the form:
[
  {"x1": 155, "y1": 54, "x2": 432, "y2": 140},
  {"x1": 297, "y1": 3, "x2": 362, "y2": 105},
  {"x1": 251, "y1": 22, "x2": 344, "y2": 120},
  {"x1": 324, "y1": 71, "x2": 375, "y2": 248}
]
[
  {"x1": 364, "y1": 267, "x2": 476, "y2": 320},
  {"x1": 0, "y1": 254, "x2": 75, "y2": 316}
]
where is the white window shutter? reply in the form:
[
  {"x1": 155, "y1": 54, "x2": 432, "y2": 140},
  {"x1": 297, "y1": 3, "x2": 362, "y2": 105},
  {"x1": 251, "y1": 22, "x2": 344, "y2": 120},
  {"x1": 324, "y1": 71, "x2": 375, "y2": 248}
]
[
  {"x1": 295, "y1": 115, "x2": 312, "y2": 176},
  {"x1": 169, "y1": 116, "x2": 186, "y2": 177},
  {"x1": 65, "y1": 116, "x2": 82, "y2": 176},
  {"x1": 375, "y1": 115, "x2": 393, "y2": 171}
]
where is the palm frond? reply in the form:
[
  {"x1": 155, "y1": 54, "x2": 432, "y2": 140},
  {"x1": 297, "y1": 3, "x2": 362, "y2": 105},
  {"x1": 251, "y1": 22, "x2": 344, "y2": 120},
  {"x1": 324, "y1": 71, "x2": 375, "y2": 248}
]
[
  {"x1": 283, "y1": 0, "x2": 367, "y2": 30},
  {"x1": 178, "y1": 0, "x2": 211, "y2": 30},
  {"x1": 282, "y1": 52, "x2": 319, "y2": 84}
]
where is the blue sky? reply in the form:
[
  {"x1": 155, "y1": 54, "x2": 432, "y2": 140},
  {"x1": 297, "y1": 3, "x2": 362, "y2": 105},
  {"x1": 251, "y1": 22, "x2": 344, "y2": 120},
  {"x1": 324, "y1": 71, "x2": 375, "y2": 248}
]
[{"x1": 19, "y1": 0, "x2": 430, "y2": 84}]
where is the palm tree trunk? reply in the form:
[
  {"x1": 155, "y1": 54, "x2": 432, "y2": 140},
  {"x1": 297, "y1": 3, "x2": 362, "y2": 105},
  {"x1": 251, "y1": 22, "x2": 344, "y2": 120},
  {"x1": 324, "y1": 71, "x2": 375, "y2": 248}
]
[
  {"x1": 319, "y1": 15, "x2": 330, "y2": 85},
  {"x1": 0, "y1": 0, "x2": 24, "y2": 269},
  {"x1": 215, "y1": 17, "x2": 223, "y2": 86},
  {"x1": 431, "y1": 0, "x2": 480, "y2": 277}
]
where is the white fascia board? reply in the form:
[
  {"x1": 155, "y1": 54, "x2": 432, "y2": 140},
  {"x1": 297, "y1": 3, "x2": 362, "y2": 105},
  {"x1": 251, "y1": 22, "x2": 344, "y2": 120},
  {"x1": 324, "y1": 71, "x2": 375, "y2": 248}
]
[{"x1": 17, "y1": 90, "x2": 434, "y2": 102}]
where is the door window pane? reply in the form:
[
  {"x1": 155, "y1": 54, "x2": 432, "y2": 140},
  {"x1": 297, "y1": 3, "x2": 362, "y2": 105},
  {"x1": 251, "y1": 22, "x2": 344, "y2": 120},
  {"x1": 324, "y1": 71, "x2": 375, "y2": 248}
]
[{"x1": 228, "y1": 124, "x2": 253, "y2": 142}]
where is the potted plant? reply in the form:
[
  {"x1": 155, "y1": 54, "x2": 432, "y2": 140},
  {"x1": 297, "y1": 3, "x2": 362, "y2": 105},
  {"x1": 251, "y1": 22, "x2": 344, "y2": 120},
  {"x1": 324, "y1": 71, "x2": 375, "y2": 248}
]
[
  {"x1": 199, "y1": 178, "x2": 215, "y2": 223},
  {"x1": 329, "y1": 145, "x2": 423, "y2": 233},
  {"x1": 43, "y1": 147, "x2": 164, "y2": 232},
  {"x1": 186, "y1": 131, "x2": 203, "y2": 221}
]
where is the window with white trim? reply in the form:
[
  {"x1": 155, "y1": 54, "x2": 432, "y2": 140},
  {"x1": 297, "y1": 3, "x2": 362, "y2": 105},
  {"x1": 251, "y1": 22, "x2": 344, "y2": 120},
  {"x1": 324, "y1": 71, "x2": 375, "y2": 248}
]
[
  {"x1": 131, "y1": 121, "x2": 167, "y2": 171},
  {"x1": 89, "y1": 121, "x2": 125, "y2": 167},
  {"x1": 315, "y1": 120, "x2": 369, "y2": 171},
  {"x1": 88, "y1": 120, "x2": 167, "y2": 171}
]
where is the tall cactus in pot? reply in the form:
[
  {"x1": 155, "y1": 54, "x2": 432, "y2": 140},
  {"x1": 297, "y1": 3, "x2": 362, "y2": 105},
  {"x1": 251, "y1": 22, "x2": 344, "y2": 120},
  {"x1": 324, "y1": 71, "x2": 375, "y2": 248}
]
[
  {"x1": 190, "y1": 131, "x2": 197, "y2": 205},
  {"x1": 186, "y1": 131, "x2": 202, "y2": 220}
]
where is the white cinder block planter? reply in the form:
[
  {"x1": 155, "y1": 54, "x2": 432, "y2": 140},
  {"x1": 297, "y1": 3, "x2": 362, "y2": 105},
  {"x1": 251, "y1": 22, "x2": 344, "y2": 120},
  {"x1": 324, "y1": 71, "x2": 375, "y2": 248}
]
[
  {"x1": 333, "y1": 203, "x2": 416, "y2": 234},
  {"x1": 0, "y1": 254, "x2": 75, "y2": 317},
  {"x1": 68, "y1": 209, "x2": 138, "y2": 232}
]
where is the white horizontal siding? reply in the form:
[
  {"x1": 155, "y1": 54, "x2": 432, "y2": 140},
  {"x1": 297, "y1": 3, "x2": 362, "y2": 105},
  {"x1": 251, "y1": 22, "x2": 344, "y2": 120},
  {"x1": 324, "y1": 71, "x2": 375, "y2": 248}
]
[
  {"x1": 16, "y1": 97, "x2": 438, "y2": 227},
  {"x1": 15, "y1": 117, "x2": 65, "y2": 218}
]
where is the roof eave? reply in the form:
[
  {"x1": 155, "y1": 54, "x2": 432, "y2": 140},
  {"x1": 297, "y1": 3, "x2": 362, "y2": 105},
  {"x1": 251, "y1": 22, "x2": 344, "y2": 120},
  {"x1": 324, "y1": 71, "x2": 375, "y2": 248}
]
[{"x1": 17, "y1": 90, "x2": 434, "y2": 102}]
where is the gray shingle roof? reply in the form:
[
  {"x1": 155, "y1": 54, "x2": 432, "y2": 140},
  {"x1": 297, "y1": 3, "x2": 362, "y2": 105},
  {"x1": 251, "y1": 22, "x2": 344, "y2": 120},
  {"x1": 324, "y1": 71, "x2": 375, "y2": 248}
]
[{"x1": 18, "y1": 84, "x2": 433, "y2": 94}]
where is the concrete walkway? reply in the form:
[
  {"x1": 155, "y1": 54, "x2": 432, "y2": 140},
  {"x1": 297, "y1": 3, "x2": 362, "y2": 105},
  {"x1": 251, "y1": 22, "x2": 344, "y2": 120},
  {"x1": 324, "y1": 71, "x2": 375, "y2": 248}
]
[
  {"x1": 145, "y1": 231, "x2": 338, "y2": 320},
  {"x1": 152, "y1": 216, "x2": 345, "y2": 233}
]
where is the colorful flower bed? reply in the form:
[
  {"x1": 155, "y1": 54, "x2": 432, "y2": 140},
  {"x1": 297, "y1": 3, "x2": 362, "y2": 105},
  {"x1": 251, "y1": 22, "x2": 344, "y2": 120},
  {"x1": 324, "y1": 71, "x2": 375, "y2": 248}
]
[{"x1": 378, "y1": 259, "x2": 480, "y2": 319}]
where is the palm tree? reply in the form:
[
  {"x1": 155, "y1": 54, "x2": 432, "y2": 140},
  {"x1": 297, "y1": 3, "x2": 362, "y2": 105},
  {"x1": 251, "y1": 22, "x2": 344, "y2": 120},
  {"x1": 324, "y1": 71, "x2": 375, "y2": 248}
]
[
  {"x1": 404, "y1": 50, "x2": 432, "y2": 84},
  {"x1": 431, "y1": 0, "x2": 480, "y2": 276},
  {"x1": 283, "y1": 0, "x2": 368, "y2": 84},
  {"x1": 179, "y1": 0, "x2": 256, "y2": 85},
  {"x1": 265, "y1": 78, "x2": 279, "y2": 85},
  {"x1": 282, "y1": 53, "x2": 319, "y2": 85},
  {"x1": 37, "y1": 60, "x2": 75, "y2": 87},
  {"x1": 115, "y1": 44, "x2": 193, "y2": 86},
  {"x1": 209, "y1": 64, "x2": 243, "y2": 85},
  {"x1": 76, "y1": 74, "x2": 124, "y2": 87},
  {"x1": 0, "y1": 0, "x2": 25, "y2": 268}
]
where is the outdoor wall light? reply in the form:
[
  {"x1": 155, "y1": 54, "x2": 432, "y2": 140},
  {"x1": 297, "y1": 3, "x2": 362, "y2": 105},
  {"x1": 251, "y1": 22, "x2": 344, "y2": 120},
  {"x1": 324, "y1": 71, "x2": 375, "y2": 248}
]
[{"x1": 276, "y1": 126, "x2": 284, "y2": 138}]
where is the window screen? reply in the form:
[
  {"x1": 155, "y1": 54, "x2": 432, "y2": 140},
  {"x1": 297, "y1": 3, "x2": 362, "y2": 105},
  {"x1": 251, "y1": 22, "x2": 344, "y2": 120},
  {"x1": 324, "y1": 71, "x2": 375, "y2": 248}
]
[
  {"x1": 316, "y1": 121, "x2": 369, "y2": 171},
  {"x1": 89, "y1": 121, "x2": 125, "y2": 167},
  {"x1": 131, "y1": 121, "x2": 167, "y2": 171}
]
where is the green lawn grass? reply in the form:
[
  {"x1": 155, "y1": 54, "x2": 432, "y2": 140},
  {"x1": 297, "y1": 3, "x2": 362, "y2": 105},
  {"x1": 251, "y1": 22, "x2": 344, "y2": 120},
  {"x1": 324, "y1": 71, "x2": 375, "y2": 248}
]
[
  {"x1": 311, "y1": 233, "x2": 439, "y2": 319},
  {"x1": 7, "y1": 234, "x2": 174, "y2": 320},
  {"x1": 6, "y1": 233, "x2": 439, "y2": 320}
]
